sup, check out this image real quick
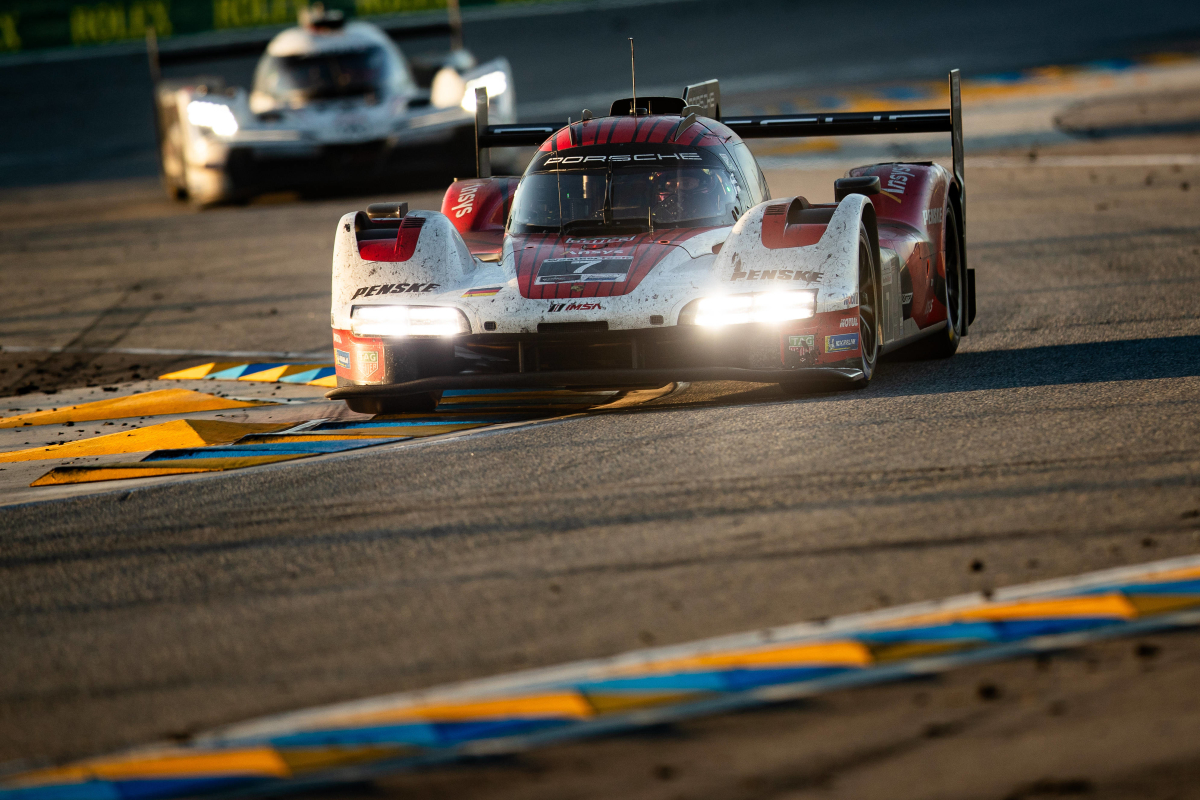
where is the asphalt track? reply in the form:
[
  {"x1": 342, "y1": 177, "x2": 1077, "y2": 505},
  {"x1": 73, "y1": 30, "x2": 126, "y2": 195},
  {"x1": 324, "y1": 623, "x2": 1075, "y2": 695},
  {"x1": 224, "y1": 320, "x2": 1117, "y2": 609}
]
[
  {"x1": 2, "y1": 137, "x2": 1200, "y2": 796},
  {"x1": 3, "y1": 4, "x2": 1200, "y2": 796}
]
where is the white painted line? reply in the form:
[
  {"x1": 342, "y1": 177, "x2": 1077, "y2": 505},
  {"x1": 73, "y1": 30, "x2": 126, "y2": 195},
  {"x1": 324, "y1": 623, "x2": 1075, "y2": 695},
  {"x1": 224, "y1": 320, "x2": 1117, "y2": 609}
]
[
  {"x1": 970, "y1": 154, "x2": 1200, "y2": 168},
  {"x1": 757, "y1": 153, "x2": 1200, "y2": 172}
]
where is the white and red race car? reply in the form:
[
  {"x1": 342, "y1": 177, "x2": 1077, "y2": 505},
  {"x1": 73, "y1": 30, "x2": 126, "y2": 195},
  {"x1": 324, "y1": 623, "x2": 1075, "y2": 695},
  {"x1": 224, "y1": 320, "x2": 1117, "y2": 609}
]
[{"x1": 326, "y1": 76, "x2": 975, "y2": 413}]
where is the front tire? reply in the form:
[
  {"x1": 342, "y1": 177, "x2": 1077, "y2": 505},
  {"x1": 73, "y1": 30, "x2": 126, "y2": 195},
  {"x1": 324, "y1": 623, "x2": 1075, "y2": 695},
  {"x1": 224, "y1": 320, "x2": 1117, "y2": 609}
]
[{"x1": 851, "y1": 223, "x2": 881, "y2": 388}]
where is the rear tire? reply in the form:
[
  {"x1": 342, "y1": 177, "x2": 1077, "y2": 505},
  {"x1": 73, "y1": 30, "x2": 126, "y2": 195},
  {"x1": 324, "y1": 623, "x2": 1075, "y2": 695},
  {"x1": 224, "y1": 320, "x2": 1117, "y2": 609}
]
[
  {"x1": 901, "y1": 202, "x2": 965, "y2": 359},
  {"x1": 851, "y1": 223, "x2": 881, "y2": 388},
  {"x1": 345, "y1": 392, "x2": 441, "y2": 415}
]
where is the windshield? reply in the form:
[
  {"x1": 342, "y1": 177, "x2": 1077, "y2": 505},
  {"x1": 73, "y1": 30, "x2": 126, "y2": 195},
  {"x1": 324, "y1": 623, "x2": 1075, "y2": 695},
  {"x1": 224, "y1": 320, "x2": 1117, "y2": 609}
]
[
  {"x1": 254, "y1": 47, "x2": 389, "y2": 103},
  {"x1": 509, "y1": 166, "x2": 742, "y2": 235}
]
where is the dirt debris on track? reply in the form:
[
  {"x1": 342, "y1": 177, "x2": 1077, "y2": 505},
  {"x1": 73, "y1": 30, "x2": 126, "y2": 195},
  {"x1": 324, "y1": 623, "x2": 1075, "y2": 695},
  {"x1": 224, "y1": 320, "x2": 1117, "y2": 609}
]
[{"x1": 1, "y1": 133, "x2": 1199, "y2": 799}]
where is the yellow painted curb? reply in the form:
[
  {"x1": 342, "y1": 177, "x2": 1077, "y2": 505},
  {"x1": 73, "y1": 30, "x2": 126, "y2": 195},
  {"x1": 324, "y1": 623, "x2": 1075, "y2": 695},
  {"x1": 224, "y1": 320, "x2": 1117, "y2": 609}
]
[
  {"x1": 623, "y1": 640, "x2": 873, "y2": 674},
  {"x1": 31, "y1": 454, "x2": 307, "y2": 485},
  {"x1": 15, "y1": 747, "x2": 291, "y2": 784},
  {"x1": 157, "y1": 362, "x2": 243, "y2": 380},
  {"x1": 334, "y1": 691, "x2": 595, "y2": 727},
  {"x1": 0, "y1": 389, "x2": 271, "y2": 428},
  {"x1": 0, "y1": 419, "x2": 293, "y2": 463}
]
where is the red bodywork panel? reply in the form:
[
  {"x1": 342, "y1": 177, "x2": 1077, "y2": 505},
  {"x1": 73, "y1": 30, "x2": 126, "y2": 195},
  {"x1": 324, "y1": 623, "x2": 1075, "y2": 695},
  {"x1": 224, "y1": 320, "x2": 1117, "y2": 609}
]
[
  {"x1": 357, "y1": 216, "x2": 426, "y2": 262},
  {"x1": 332, "y1": 329, "x2": 385, "y2": 384},
  {"x1": 760, "y1": 200, "x2": 826, "y2": 249},
  {"x1": 510, "y1": 228, "x2": 711, "y2": 300},
  {"x1": 777, "y1": 308, "x2": 864, "y2": 367},
  {"x1": 441, "y1": 177, "x2": 520, "y2": 260},
  {"x1": 849, "y1": 163, "x2": 950, "y2": 330}
]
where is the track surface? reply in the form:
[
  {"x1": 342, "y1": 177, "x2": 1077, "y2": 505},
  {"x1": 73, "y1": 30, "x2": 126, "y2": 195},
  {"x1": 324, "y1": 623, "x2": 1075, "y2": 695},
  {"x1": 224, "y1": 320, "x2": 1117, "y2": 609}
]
[
  {"x1": 2, "y1": 144, "x2": 1200, "y2": 797},
  {"x1": 4, "y1": 1, "x2": 1200, "y2": 790}
]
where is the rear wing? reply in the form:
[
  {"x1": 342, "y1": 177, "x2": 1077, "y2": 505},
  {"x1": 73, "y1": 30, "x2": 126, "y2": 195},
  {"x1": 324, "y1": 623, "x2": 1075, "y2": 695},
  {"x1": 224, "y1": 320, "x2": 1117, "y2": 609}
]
[{"x1": 473, "y1": 69, "x2": 965, "y2": 214}]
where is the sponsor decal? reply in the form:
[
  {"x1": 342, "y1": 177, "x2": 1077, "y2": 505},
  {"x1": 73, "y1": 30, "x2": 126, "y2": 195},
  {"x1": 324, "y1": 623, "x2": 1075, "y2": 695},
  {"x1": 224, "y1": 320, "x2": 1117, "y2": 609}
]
[
  {"x1": 566, "y1": 247, "x2": 626, "y2": 256},
  {"x1": 565, "y1": 236, "x2": 636, "y2": 244},
  {"x1": 884, "y1": 164, "x2": 915, "y2": 195},
  {"x1": 542, "y1": 152, "x2": 703, "y2": 166},
  {"x1": 730, "y1": 267, "x2": 823, "y2": 282},
  {"x1": 878, "y1": 164, "x2": 916, "y2": 202},
  {"x1": 840, "y1": 317, "x2": 859, "y2": 328},
  {"x1": 549, "y1": 301, "x2": 603, "y2": 312},
  {"x1": 451, "y1": 182, "x2": 484, "y2": 219},
  {"x1": 462, "y1": 286, "x2": 502, "y2": 297},
  {"x1": 536, "y1": 256, "x2": 632, "y2": 285},
  {"x1": 351, "y1": 283, "x2": 441, "y2": 300},
  {"x1": 335, "y1": 349, "x2": 351, "y2": 370},
  {"x1": 358, "y1": 350, "x2": 379, "y2": 379},
  {"x1": 922, "y1": 207, "x2": 944, "y2": 225},
  {"x1": 788, "y1": 334, "x2": 815, "y2": 353},
  {"x1": 825, "y1": 333, "x2": 859, "y2": 353}
]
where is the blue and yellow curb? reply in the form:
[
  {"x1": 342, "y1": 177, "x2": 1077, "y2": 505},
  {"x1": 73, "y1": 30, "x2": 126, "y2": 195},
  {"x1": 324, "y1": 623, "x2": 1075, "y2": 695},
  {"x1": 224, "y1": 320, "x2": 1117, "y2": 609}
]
[
  {"x1": 7, "y1": 368, "x2": 635, "y2": 486},
  {"x1": 5, "y1": 556, "x2": 1200, "y2": 799}
]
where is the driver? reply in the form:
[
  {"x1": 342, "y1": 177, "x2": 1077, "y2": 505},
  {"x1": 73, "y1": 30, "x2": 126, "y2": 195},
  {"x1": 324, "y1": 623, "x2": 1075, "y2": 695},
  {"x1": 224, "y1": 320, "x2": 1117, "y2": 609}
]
[{"x1": 652, "y1": 170, "x2": 717, "y2": 221}]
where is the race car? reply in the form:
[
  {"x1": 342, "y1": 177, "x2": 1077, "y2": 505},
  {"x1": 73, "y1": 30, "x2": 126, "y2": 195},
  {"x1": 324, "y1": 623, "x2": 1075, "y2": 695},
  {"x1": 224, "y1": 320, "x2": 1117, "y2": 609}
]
[
  {"x1": 153, "y1": 5, "x2": 514, "y2": 205},
  {"x1": 326, "y1": 74, "x2": 976, "y2": 413}
]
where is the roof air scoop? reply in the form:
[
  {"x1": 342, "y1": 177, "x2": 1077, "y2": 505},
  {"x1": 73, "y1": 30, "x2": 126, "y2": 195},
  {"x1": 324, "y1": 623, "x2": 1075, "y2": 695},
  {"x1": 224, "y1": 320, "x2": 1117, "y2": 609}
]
[
  {"x1": 608, "y1": 96, "x2": 686, "y2": 116},
  {"x1": 300, "y1": 3, "x2": 345, "y2": 31}
]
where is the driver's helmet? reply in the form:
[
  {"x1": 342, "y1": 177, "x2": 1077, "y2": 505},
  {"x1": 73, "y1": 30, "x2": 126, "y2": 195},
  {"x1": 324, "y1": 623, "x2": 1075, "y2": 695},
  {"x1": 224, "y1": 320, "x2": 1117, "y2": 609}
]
[{"x1": 653, "y1": 169, "x2": 717, "y2": 220}]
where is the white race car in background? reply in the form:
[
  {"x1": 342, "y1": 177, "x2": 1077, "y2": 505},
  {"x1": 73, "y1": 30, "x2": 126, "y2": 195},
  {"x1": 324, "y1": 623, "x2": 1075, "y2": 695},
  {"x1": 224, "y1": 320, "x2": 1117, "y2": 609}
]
[{"x1": 154, "y1": 7, "x2": 514, "y2": 205}]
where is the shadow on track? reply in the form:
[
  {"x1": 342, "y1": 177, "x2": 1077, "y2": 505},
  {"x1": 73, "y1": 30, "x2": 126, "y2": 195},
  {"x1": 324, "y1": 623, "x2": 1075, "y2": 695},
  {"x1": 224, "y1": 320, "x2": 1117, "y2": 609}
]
[
  {"x1": 639, "y1": 335, "x2": 1200, "y2": 412},
  {"x1": 872, "y1": 334, "x2": 1200, "y2": 398}
]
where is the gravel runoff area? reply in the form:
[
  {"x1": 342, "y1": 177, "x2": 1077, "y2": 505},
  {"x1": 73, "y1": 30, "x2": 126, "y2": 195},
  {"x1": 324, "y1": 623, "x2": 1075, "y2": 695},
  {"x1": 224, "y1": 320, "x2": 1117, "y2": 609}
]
[{"x1": 1, "y1": 130, "x2": 1199, "y2": 798}]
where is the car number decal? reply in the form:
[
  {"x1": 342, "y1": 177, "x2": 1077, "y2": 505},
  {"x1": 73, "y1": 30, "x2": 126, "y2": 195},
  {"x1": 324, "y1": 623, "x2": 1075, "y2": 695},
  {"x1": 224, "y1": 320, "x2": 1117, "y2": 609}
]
[{"x1": 534, "y1": 256, "x2": 633, "y2": 284}]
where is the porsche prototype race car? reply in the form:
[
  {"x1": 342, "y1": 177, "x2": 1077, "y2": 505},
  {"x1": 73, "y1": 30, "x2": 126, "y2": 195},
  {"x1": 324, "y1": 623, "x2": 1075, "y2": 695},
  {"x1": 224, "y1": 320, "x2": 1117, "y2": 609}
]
[
  {"x1": 326, "y1": 75, "x2": 976, "y2": 413},
  {"x1": 153, "y1": 6, "x2": 514, "y2": 205}
]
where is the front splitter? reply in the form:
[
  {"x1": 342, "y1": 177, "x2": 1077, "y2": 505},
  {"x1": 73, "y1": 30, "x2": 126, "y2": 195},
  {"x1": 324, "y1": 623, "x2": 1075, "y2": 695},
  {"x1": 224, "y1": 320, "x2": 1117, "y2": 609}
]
[{"x1": 325, "y1": 366, "x2": 865, "y2": 399}]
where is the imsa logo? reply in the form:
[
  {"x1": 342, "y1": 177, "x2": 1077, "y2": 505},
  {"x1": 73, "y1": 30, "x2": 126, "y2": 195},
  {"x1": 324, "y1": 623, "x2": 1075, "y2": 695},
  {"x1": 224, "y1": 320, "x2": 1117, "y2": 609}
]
[{"x1": 549, "y1": 301, "x2": 603, "y2": 312}]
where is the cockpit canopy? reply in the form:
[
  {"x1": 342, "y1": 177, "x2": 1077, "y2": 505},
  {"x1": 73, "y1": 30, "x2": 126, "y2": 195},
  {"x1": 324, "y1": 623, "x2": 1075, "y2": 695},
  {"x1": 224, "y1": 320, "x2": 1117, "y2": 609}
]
[
  {"x1": 511, "y1": 166, "x2": 740, "y2": 234},
  {"x1": 510, "y1": 141, "x2": 769, "y2": 235},
  {"x1": 251, "y1": 21, "x2": 412, "y2": 111},
  {"x1": 254, "y1": 46, "x2": 391, "y2": 105}
]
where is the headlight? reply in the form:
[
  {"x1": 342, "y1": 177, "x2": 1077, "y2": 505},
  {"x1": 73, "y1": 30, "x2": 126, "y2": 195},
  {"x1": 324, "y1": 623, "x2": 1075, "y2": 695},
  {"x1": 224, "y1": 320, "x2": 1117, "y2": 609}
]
[
  {"x1": 351, "y1": 305, "x2": 470, "y2": 337},
  {"x1": 459, "y1": 70, "x2": 508, "y2": 112},
  {"x1": 187, "y1": 100, "x2": 239, "y2": 136},
  {"x1": 693, "y1": 290, "x2": 816, "y2": 327}
]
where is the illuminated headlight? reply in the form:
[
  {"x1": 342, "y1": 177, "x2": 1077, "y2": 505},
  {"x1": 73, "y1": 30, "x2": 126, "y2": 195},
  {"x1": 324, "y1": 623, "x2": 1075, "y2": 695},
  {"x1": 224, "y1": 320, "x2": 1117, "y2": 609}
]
[
  {"x1": 351, "y1": 305, "x2": 470, "y2": 337},
  {"x1": 694, "y1": 290, "x2": 816, "y2": 327},
  {"x1": 187, "y1": 100, "x2": 239, "y2": 136},
  {"x1": 460, "y1": 70, "x2": 508, "y2": 111}
]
